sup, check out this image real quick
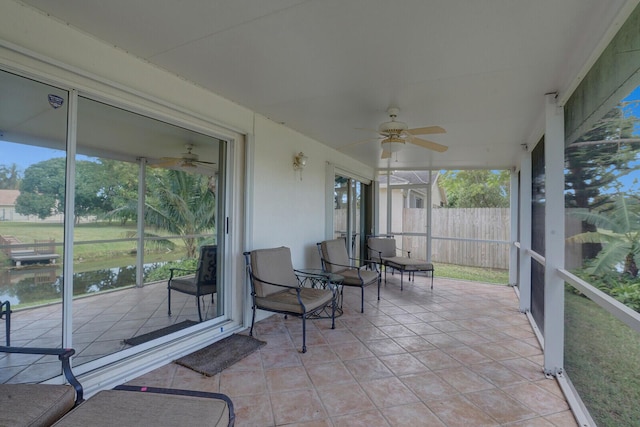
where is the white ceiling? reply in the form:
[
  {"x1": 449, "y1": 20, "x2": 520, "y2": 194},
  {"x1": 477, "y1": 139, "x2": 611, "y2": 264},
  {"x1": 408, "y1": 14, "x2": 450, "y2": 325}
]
[{"x1": 16, "y1": 0, "x2": 632, "y2": 170}]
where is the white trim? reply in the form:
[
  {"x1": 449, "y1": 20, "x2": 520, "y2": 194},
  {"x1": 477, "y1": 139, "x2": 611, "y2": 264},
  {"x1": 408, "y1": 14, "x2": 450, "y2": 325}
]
[
  {"x1": 559, "y1": 269, "x2": 640, "y2": 333},
  {"x1": 62, "y1": 89, "x2": 78, "y2": 350},
  {"x1": 556, "y1": 372, "x2": 597, "y2": 427}
]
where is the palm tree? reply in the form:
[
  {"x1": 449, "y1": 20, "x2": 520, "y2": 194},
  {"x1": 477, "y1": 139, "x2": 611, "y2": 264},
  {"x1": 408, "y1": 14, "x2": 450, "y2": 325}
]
[
  {"x1": 145, "y1": 169, "x2": 216, "y2": 258},
  {"x1": 567, "y1": 193, "x2": 640, "y2": 277}
]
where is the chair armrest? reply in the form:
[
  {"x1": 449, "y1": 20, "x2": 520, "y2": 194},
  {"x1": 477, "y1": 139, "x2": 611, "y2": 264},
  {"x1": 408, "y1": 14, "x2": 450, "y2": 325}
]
[
  {"x1": 168, "y1": 267, "x2": 197, "y2": 280},
  {"x1": 0, "y1": 346, "x2": 83, "y2": 403},
  {"x1": 113, "y1": 385, "x2": 235, "y2": 426},
  {"x1": 252, "y1": 275, "x2": 302, "y2": 291}
]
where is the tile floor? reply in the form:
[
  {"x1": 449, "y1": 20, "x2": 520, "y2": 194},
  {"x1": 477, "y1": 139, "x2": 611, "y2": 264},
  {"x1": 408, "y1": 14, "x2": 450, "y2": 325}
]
[
  {"x1": 0, "y1": 281, "x2": 213, "y2": 383},
  {"x1": 126, "y1": 276, "x2": 578, "y2": 427}
]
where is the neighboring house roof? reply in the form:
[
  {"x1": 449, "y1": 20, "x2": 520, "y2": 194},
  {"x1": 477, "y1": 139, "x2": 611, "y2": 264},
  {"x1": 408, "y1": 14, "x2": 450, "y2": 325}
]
[{"x1": 0, "y1": 189, "x2": 19, "y2": 206}]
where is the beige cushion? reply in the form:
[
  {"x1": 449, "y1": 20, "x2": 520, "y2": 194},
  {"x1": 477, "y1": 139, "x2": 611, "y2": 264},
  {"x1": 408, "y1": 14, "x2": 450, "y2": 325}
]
[
  {"x1": 340, "y1": 268, "x2": 379, "y2": 287},
  {"x1": 383, "y1": 256, "x2": 433, "y2": 271},
  {"x1": 250, "y1": 247, "x2": 299, "y2": 297},
  {"x1": 52, "y1": 389, "x2": 230, "y2": 427},
  {"x1": 169, "y1": 276, "x2": 217, "y2": 295},
  {"x1": 367, "y1": 238, "x2": 397, "y2": 261},
  {"x1": 0, "y1": 383, "x2": 76, "y2": 427},
  {"x1": 319, "y1": 239, "x2": 350, "y2": 274},
  {"x1": 256, "y1": 287, "x2": 334, "y2": 314}
]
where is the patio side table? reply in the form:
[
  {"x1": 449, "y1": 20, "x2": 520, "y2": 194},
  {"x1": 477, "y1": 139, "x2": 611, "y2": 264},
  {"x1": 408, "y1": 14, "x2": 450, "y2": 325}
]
[{"x1": 295, "y1": 268, "x2": 344, "y2": 317}]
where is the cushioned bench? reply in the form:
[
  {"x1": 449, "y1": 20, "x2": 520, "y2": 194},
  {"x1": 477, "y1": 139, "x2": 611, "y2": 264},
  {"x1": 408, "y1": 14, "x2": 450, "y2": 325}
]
[
  {"x1": 367, "y1": 236, "x2": 434, "y2": 290},
  {"x1": 0, "y1": 346, "x2": 235, "y2": 427},
  {"x1": 53, "y1": 385, "x2": 234, "y2": 427}
]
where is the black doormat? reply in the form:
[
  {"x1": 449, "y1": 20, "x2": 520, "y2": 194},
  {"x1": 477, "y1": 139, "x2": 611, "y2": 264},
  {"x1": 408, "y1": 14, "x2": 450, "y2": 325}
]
[
  {"x1": 124, "y1": 320, "x2": 199, "y2": 346},
  {"x1": 175, "y1": 334, "x2": 266, "y2": 377}
]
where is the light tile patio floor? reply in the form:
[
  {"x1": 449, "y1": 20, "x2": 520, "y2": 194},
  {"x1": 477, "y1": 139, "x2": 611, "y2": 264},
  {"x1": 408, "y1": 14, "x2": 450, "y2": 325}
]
[{"x1": 126, "y1": 275, "x2": 578, "y2": 427}]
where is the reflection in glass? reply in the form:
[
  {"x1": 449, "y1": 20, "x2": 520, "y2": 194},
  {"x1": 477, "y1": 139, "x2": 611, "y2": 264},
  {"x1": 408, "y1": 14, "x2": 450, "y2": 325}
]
[
  {"x1": 0, "y1": 70, "x2": 68, "y2": 382},
  {"x1": 564, "y1": 85, "x2": 640, "y2": 425}
]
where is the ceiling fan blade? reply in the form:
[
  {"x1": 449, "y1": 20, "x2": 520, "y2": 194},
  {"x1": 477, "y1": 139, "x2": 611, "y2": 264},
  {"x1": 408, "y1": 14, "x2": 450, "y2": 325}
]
[
  {"x1": 407, "y1": 126, "x2": 446, "y2": 135},
  {"x1": 407, "y1": 135, "x2": 448, "y2": 152},
  {"x1": 381, "y1": 150, "x2": 391, "y2": 159},
  {"x1": 195, "y1": 160, "x2": 217, "y2": 166},
  {"x1": 149, "y1": 158, "x2": 181, "y2": 168}
]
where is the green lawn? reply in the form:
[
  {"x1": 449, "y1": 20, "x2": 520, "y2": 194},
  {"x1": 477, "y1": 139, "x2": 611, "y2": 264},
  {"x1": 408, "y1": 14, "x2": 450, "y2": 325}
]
[
  {"x1": 434, "y1": 262, "x2": 509, "y2": 285},
  {"x1": 565, "y1": 290, "x2": 640, "y2": 426},
  {"x1": 0, "y1": 221, "x2": 188, "y2": 265}
]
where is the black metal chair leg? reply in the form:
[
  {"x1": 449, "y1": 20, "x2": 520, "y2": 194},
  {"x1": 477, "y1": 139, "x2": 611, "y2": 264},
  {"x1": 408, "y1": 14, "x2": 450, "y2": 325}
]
[
  {"x1": 301, "y1": 316, "x2": 307, "y2": 353},
  {"x1": 196, "y1": 296, "x2": 204, "y2": 322},
  {"x1": 1, "y1": 301, "x2": 10, "y2": 346},
  {"x1": 167, "y1": 289, "x2": 172, "y2": 316},
  {"x1": 249, "y1": 306, "x2": 256, "y2": 336}
]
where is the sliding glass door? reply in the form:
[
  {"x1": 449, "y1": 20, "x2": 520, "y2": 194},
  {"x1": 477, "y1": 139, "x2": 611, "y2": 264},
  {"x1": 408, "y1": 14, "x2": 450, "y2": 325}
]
[
  {"x1": 333, "y1": 174, "x2": 370, "y2": 259},
  {"x1": 0, "y1": 68, "x2": 229, "y2": 382}
]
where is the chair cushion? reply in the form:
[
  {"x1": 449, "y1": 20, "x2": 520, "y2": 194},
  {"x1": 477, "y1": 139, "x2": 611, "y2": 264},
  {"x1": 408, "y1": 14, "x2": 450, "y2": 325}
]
[
  {"x1": 52, "y1": 389, "x2": 230, "y2": 427},
  {"x1": 320, "y1": 239, "x2": 349, "y2": 273},
  {"x1": 256, "y1": 288, "x2": 333, "y2": 314},
  {"x1": 383, "y1": 256, "x2": 433, "y2": 271},
  {"x1": 0, "y1": 383, "x2": 76, "y2": 427},
  {"x1": 367, "y1": 238, "x2": 397, "y2": 261},
  {"x1": 169, "y1": 277, "x2": 217, "y2": 296},
  {"x1": 250, "y1": 247, "x2": 299, "y2": 297},
  {"x1": 340, "y1": 269, "x2": 379, "y2": 287}
]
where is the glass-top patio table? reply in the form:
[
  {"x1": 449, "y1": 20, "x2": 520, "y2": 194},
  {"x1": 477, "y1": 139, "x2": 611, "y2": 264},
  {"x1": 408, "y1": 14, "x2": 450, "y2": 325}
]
[{"x1": 294, "y1": 268, "x2": 344, "y2": 317}]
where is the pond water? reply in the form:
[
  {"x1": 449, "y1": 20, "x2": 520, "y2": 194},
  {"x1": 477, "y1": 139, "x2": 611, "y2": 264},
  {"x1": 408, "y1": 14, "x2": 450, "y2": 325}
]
[{"x1": 0, "y1": 263, "x2": 165, "y2": 306}]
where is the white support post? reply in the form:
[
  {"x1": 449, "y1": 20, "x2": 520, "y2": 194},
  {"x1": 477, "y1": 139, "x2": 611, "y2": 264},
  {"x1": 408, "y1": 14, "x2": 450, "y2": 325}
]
[
  {"x1": 518, "y1": 150, "x2": 532, "y2": 313},
  {"x1": 544, "y1": 92, "x2": 565, "y2": 376},
  {"x1": 509, "y1": 170, "x2": 518, "y2": 286}
]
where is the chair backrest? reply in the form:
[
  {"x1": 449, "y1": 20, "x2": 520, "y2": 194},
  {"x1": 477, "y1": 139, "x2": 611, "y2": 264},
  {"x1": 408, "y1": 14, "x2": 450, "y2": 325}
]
[
  {"x1": 367, "y1": 237, "x2": 397, "y2": 260},
  {"x1": 319, "y1": 239, "x2": 349, "y2": 274},
  {"x1": 248, "y1": 247, "x2": 299, "y2": 297},
  {"x1": 195, "y1": 245, "x2": 217, "y2": 287}
]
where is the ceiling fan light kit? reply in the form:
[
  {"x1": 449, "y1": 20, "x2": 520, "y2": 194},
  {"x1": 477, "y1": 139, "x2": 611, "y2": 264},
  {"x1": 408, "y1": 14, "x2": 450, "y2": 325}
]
[{"x1": 381, "y1": 136, "x2": 405, "y2": 153}]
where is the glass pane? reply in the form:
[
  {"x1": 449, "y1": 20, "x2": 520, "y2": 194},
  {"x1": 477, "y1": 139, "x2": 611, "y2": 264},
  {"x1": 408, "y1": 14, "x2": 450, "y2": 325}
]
[
  {"x1": 71, "y1": 97, "x2": 221, "y2": 365},
  {"x1": 0, "y1": 70, "x2": 68, "y2": 382},
  {"x1": 351, "y1": 180, "x2": 361, "y2": 259},
  {"x1": 563, "y1": 85, "x2": 640, "y2": 424},
  {"x1": 333, "y1": 176, "x2": 348, "y2": 241}
]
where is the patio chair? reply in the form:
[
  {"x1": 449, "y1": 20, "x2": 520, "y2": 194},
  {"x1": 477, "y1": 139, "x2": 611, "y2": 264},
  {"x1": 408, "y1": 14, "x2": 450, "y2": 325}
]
[
  {"x1": 317, "y1": 238, "x2": 380, "y2": 313},
  {"x1": 0, "y1": 345, "x2": 84, "y2": 426},
  {"x1": 168, "y1": 245, "x2": 217, "y2": 322},
  {"x1": 0, "y1": 345, "x2": 236, "y2": 426},
  {"x1": 367, "y1": 235, "x2": 434, "y2": 290},
  {"x1": 1, "y1": 300, "x2": 10, "y2": 345},
  {"x1": 243, "y1": 246, "x2": 336, "y2": 353}
]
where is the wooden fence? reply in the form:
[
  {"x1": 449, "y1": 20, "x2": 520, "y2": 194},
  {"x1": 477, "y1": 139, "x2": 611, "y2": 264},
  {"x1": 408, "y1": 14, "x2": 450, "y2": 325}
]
[
  {"x1": 335, "y1": 207, "x2": 510, "y2": 269},
  {"x1": 431, "y1": 208, "x2": 509, "y2": 269},
  {"x1": 398, "y1": 208, "x2": 509, "y2": 270}
]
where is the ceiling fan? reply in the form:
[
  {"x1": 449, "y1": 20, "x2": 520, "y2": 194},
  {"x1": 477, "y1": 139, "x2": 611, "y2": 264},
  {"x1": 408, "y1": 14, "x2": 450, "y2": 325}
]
[
  {"x1": 151, "y1": 143, "x2": 216, "y2": 169},
  {"x1": 349, "y1": 107, "x2": 448, "y2": 159}
]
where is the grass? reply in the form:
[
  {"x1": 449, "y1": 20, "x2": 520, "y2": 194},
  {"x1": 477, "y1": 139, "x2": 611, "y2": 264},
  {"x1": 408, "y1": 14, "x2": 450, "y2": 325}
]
[
  {"x1": 565, "y1": 290, "x2": 640, "y2": 426},
  {"x1": 0, "y1": 221, "x2": 188, "y2": 265},
  {"x1": 433, "y1": 262, "x2": 509, "y2": 285}
]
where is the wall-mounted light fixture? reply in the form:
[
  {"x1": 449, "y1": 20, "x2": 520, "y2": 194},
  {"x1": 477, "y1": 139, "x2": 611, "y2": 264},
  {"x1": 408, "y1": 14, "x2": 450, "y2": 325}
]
[{"x1": 293, "y1": 152, "x2": 308, "y2": 180}]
